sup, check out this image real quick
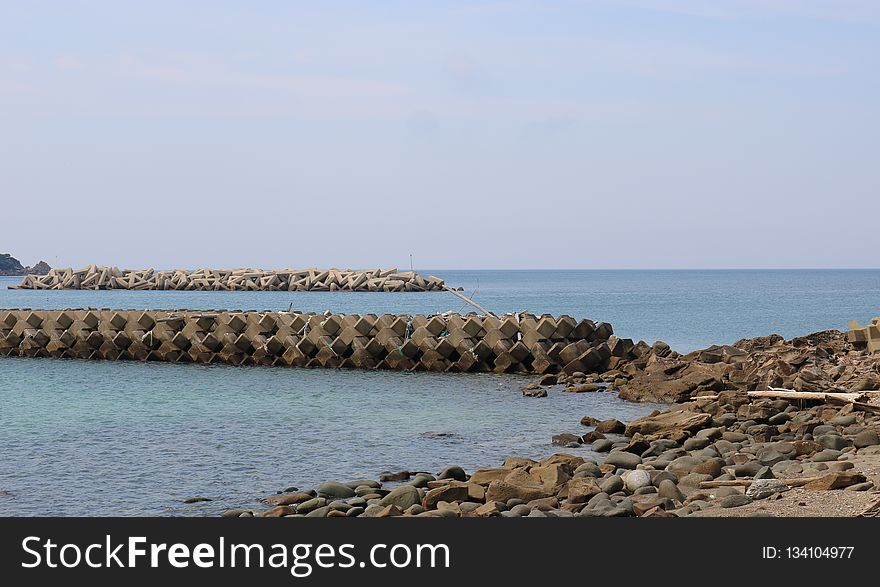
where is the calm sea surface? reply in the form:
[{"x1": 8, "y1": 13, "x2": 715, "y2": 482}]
[{"x1": 1, "y1": 269, "x2": 877, "y2": 515}]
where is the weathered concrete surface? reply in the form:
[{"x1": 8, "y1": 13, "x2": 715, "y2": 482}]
[
  {"x1": 0, "y1": 309, "x2": 624, "y2": 374},
  {"x1": 11, "y1": 266, "x2": 445, "y2": 292}
]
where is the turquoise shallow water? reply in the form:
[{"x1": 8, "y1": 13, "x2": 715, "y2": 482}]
[
  {"x1": 1, "y1": 269, "x2": 878, "y2": 516},
  {"x1": 0, "y1": 357, "x2": 662, "y2": 516}
]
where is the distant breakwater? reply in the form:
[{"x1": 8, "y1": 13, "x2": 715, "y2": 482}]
[
  {"x1": 0, "y1": 309, "x2": 633, "y2": 374},
  {"x1": 9, "y1": 266, "x2": 446, "y2": 292}
]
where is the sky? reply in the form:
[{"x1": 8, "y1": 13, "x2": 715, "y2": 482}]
[{"x1": 1, "y1": 0, "x2": 878, "y2": 270}]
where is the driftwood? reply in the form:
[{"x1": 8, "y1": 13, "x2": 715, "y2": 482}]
[
  {"x1": 747, "y1": 389, "x2": 867, "y2": 402},
  {"x1": 746, "y1": 388, "x2": 880, "y2": 414},
  {"x1": 699, "y1": 476, "x2": 826, "y2": 489}
]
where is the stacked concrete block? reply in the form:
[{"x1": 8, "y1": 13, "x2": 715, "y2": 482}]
[
  {"x1": 848, "y1": 318, "x2": 880, "y2": 354},
  {"x1": 11, "y1": 266, "x2": 446, "y2": 292},
  {"x1": 0, "y1": 309, "x2": 635, "y2": 374}
]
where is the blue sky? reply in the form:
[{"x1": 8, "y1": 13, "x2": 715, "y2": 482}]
[{"x1": 1, "y1": 1, "x2": 878, "y2": 269}]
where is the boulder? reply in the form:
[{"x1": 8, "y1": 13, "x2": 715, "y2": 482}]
[
  {"x1": 595, "y1": 419, "x2": 625, "y2": 434},
  {"x1": 468, "y1": 468, "x2": 510, "y2": 486},
  {"x1": 804, "y1": 471, "x2": 867, "y2": 491},
  {"x1": 260, "y1": 492, "x2": 312, "y2": 506},
  {"x1": 474, "y1": 501, "x2": 505, "y2": 517},
  {"x1": 605, "y1": 450, "x2": 642, "y2": 469},
  {"x1": 618, "y1": 363, "x2": 724, "y2": 403},
  {"x1": 719, "y1": 494, "x2": 753, "y2": 508},
  {"x1": 486, "y1": 469, "x2": 553, "y2": 503},
  {"x1": 853, "y1": 429, "x2": 880, "y2": 448},
  {"x1": 562, "y1": 478, "x2": 602, "y2": 504},
  {"x1": 624, "y1": 410, "x2": 712, "y2": 439},
  {"x1": 552, "y1": 433, "x2": 582, "y2": 446},
  {"x1": 317, "y1": 481, "x2": 355, "y2": 499},
  {"x1": 378, "y1": 485, "x2": 421, "y2": 510},
  {"x1": 622, "y1": 469, "x2": 652, "y2": 493},
  {"x1": 437, "y1": 465, "x2": 467, "y2": 481},
  {"x1": 422, "y1": 484, "x2": 469, "y2": 509},
  {"x1": 746, "y1": 479, "x2": 791, "y2": 500},
  {"x1": 529, "y1": 463, "x2": 571, "y2": 488}
]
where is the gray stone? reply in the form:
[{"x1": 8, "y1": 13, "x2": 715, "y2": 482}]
[
  {"x1": 683, "y1": 437, "x2": 712, "y2": 451},
  {"x1": 592, "y1": 439, "x2": 614, "y2": 452},
  {"x1": 811, "y1": 449, "x2": 843, "y2": 462},
  {"x1": 509, "y1": 504, "x2": 532, "y2": 517},
  {"x1": 378, "y1": 485, "x2": 421, "y2": 510},
  {"x1": 755, "y1": 466, "x2": 775, "y2": 480},
  {"x1": 756, "y1": 448, "x2": 786, "y2": 466},
  {"x1": 304, "y1": 506, "x2": 331, "y2": 517},
  {"x1": 573, "y1": 462, "x2": 602, "y2": 477},
  {"x1": 296, "y1": 497, "x2": 327, "y2": 514},
  {"x1": 657, "y1": 479, "x2": 684, "y2": 502},
  {"x1": 746, "y1": 479, "x2": 790, "y2": 499},
  {"x1": 409, "y1": 474, "x2": 434, "y2": 488},
  {"x1": 695, "y1": 427, "x2": 724, "y2": 440},
  {"x1": 853, "y1": 429, "x2": 880, "y2": 448},
  {"x1": 600, "y1": 475, "x2": 624, "y2": 494},
  {"x1": 437, "y1": 465, "x2": 467, "y2": 481},
  {"x1": 678, "y1": 473, "x2": 712, "y2": 488},
  {"x1": 605, "y1": 451, "x2": 642, "y2": 469},
  {"x1": 845, "y1": 481, "x2": 874, "y2": 492},
  {"x1": 729, "y1": 461, "x2": 763, "y2": 477},
  {"x1": 666, "y1": 455, "x2": 702, "y2": 479},
  {"x1": 719, "y1": 494, "x2": 753, "y2": 508},
  {"x1": 768, "y1": 412, "x2": 791, "y2": 425},
  {"x1": 622, "y1": 470, "x2": 652, "y2": 493},
  {"x1": 817, "y1": 434, "x2": 849, "y2": 451},
  {"x1": 317, "y1": 481, "x2": 356, "y2": 499}
]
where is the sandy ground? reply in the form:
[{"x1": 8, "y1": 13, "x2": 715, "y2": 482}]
[{"x1": 695, "y1": 453, "x2": 880, "y2": 517}]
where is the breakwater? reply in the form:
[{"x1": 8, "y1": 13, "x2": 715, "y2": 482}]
[
  {"x1": 0, "y1": 309, "x2": 630, "y2": 374},
  {"x1": 10, "y1": 266, "x2": 446, "y2": 292}
]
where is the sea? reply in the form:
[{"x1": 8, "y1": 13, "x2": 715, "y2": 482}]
[{"x1": 1, "y1": 269, "x2": 878, "y2": 515}]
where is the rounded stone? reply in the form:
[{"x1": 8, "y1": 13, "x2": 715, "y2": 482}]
[
  {"x1": 600, "y1": 475, "x2": 624, "y2": 494},
  {"x1": 604, "y1": 451, "x2": 642, "y2": 469},
  {"x1": 296, "y1": 497, "x2": 327, "y2": 514},
  {"x1": 317, "y1": 481, "x2": 356, "y2": 499},
  {"x1": 853, "y1": 429, "x2": 880, "y2": 448},
  {"x1": 378, "y1": 485, "x2": 421, "y2": 510},
  {"x1": 437, "y1": 465, "x2": 467, "y2": 481},
  {"x1": 657, "y1": 479, "x2": 684, "y2": 502},
  {"x1": 719, "y1": 494, "x2": 753, "y2": 508},
  {"x1": 622, "y1": 469, "x2": 652, "y2": 493}
]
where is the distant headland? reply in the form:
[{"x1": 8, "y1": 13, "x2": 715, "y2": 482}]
[{"x1": 0, "y1": 253, "x2": 51, "y2": 276}]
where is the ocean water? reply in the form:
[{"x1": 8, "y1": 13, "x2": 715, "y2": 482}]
[
  {"x1": 1, "y1": 269, "x2": 878, "y2": 516},
  {"x1": 4, "y1": 269, "x2": 879, "y2": 352},
  {"x1": 0, "y1": 357, "x2": 663, "y2": 516}
]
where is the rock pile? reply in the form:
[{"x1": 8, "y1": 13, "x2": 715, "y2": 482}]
[
  {"x1": 0, "y1": 309, "x2": 617, "y2": 374},
  {"x1": 11, "y1": 266, "x2": 445, "y2": 292},
  {"x1": 536, "y1": 330, "x2": 880, "y2": 403},
  {"x1": 228, "y1": 392, "x2": 879, "y2": 518}
]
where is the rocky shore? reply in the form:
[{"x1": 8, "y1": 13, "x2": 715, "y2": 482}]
[{"x1": 223, "y1": 329, "x2": 880, "y2": 519}]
